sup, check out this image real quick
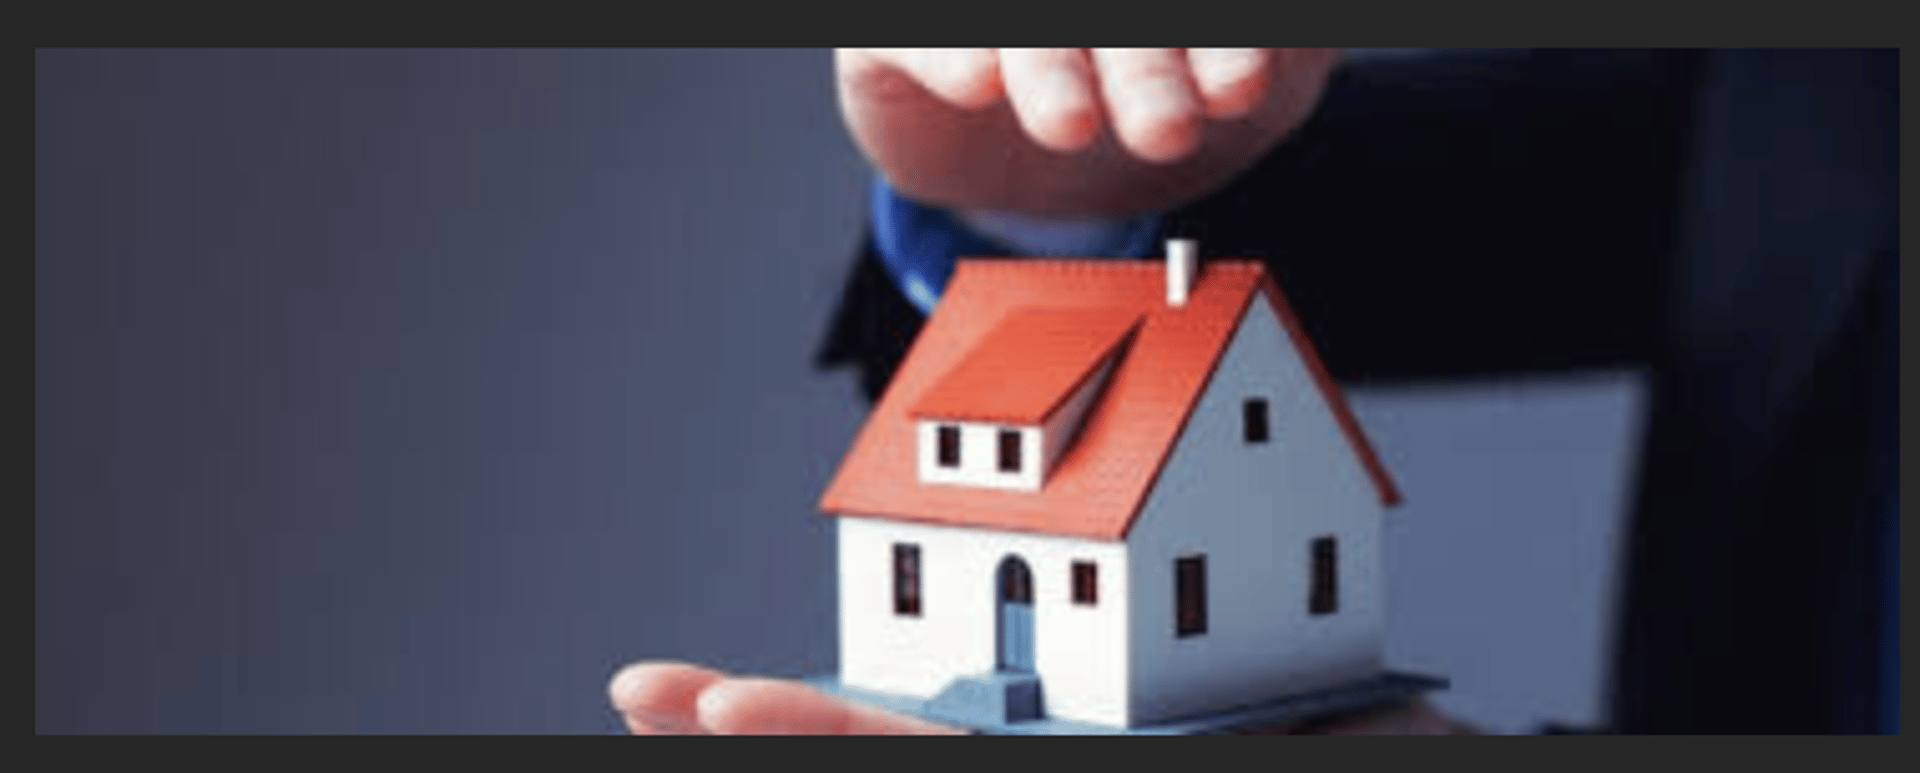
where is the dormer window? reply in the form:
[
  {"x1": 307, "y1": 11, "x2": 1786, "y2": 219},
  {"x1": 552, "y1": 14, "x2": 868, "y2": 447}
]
[
  {"x1": 937, "y1": 425, "x2": 961, "y2": 468},
  {"x1": 998, "y1": 430, "x2": 1023, "y2": 473},
  {"x1": 910, "y1": 306, "x2": 1142, "y2": 493},
  {"x1": 916, "y1": 422, "x2": 1042, "y2": 492}
]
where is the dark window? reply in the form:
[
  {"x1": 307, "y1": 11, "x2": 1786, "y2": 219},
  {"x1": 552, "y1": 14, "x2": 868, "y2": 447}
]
[
  {"x1": 998, "y1": 429, "x2": 1022, "y2": 473},
  {"x1": 1310, "y1": 536, "x2": 1338, "y2": 615},
  {"x1": 1244, "y1": 398, "x2": 1270, "y2": 443},
  {"x1": 1001, "y1": 558, "x2": 1032, "y2": 604},
  {"x1": 1176, "y1": 555, "x2": 1207, "y2": 637},
  {"x1": 894, "y1": 543, "x2": 921, "y2": 616},
  {"x1": 1071, "y1": 561, "x2": 1098, "y2": 605},
  {"x1": 937, "y1": 426, "x2": 961, "y2": 468}
]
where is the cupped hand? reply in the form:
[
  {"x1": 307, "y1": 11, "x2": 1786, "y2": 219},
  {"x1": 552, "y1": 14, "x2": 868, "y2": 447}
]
[
  {"x1": 834, "y1": 48, "x2": 1342, "y2": 218},
  {"x1": 609, "y1": 660, "x2": 1469, "y2": 735}
]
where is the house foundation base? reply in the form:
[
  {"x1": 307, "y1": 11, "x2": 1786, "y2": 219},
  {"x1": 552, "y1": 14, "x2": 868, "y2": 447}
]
[{"x1": 804, "y1": 671, "x2": 1449, "y2": 735}]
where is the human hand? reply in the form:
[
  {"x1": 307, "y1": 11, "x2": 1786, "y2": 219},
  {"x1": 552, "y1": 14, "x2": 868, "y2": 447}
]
[
  {"x1": 834, "y1": 48, "x2": 1342, "y2": 218},
  {"x1": 608, "y1": 661, "x2": 965, "y2": 734},
  {"x1": 609, "y1": 660, "x2": 1471, "y2": 735}
]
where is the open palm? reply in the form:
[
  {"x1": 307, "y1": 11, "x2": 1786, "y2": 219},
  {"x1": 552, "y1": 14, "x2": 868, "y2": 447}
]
[{"x1": 608, "y1": 661, "x2": 1466, "y2": 735}]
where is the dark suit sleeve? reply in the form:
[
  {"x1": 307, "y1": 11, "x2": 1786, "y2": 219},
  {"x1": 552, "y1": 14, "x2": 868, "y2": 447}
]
[
  {"x1": 1165, "y1": 49, "x2": 1704, "y2": 383},
  {"x1": 815, "y1": 232, "x2": 926, "y2": 403},
  {"x1": 816, "y1": 49, "x2": 1706, "y2": 393},
  {"x1": 1607, "y1": 48, "x2": 1898, "y2": 735}
]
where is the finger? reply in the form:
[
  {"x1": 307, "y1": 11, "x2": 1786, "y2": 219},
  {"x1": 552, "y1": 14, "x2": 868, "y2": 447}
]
[
  {"x1": 997, "y1": 48, "x2": 1102, "y2": 153},
  {"x1": 849, "y1": 48, "x2": 1004, "y2": 110},
  {"x1": 1185, "y1": 48, "x2": 1271, "y2": 119},
  {"x1": 1090, "y1": 48, "x2": 1205, "y2": 164},
  {"x1": 696, "y1": 677, "x2": 966, "y2": 735},
  {"x1": 607, "y1": 661, "x2": 726, "y2": 735}
]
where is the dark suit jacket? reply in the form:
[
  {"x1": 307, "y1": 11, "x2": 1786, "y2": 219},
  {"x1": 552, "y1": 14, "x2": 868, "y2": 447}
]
[{"x1": 818, "y1": 49, "x2": 1897, "y2": 733}]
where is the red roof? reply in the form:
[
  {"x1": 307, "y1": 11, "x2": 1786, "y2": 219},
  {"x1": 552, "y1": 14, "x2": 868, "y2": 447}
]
[
  {"x1": 819, "y1": 259, "x2": 1400, "y2": 541},
  {"x1": 911, "y1": 306, "x2": 1142, "y2": 425}
]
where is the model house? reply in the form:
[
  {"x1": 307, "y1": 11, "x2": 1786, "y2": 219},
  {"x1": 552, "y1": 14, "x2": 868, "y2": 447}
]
[{"x1": 816, "y1": 240, "x2": 1409, "y2": 732}]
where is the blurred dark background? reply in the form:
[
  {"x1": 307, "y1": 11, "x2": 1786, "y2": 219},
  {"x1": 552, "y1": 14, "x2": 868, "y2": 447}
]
[{"x1": 36, "y1": 48, "x2": 1644, "y2": 734}]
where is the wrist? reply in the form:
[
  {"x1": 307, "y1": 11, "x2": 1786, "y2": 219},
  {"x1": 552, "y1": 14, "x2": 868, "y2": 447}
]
[{"x1": 869, "y1": 178, "x2": 1167, "y2": 315}]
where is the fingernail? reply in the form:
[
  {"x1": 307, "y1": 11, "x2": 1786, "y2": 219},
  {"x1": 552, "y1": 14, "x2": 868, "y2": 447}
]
[
  {"x1": 1042, "y1": 67, "x2": 1085, "y2": 97},
  {"x1": 1202, "y1": 47, "x2": 1262, "y2": 66},
  {"x1": 1140, "y1": 79, "x2": 1197, "y2": 113}
]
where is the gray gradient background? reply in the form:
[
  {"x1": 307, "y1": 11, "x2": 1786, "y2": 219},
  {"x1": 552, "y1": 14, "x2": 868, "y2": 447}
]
[{"x1": 36, "y1": 48, "x2": 1644, "y2": 734}]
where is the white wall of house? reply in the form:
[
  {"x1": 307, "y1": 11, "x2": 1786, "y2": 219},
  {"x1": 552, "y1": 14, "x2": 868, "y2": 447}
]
[
  {"x1": 836, "y1": 517, "x2": 1134, "y2": 727},
  {"x1": 916, "y1": 420, "x2": 1043, "y2": 491},
  {"x1": 1123, "y1": 293, "x2": 1388, "y2": 726}
]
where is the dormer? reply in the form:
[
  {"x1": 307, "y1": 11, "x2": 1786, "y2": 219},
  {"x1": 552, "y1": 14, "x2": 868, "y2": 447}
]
[{"x1": 911, "y1": 306, "x2": 1140, "y2": 492}]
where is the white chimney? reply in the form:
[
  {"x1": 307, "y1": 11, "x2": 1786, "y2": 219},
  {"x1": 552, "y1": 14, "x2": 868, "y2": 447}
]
[{"x1": 1166, "y1": 238, "x2": 1197, "y2": 307}]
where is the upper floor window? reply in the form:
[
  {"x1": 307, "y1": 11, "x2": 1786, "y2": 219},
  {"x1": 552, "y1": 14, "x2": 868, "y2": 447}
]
[{"x1": 1244, "y1": 398, "x2": 1270, "y2": 444}]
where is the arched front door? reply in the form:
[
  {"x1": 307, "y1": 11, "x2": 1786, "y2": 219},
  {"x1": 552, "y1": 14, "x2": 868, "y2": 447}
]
[{"x1": 997, "y1": 556, "x2": 1034, "y2": 673}]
